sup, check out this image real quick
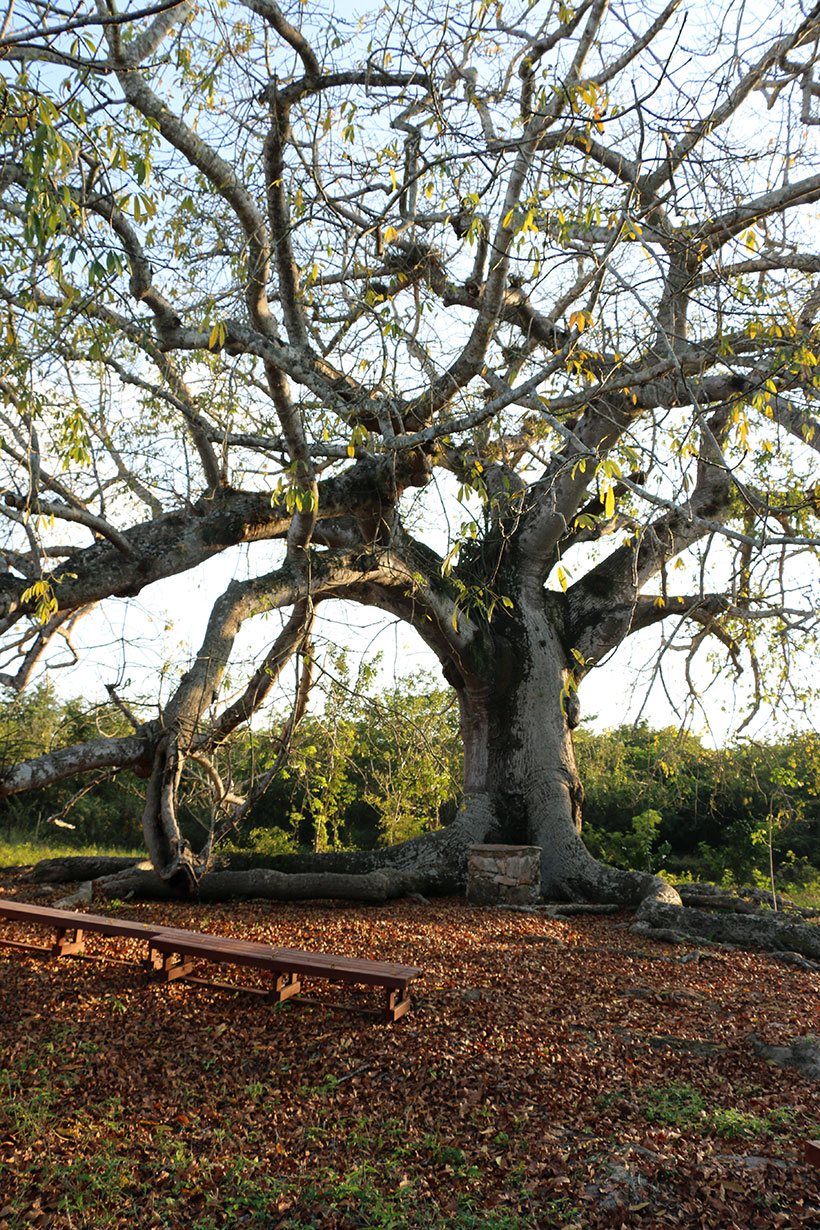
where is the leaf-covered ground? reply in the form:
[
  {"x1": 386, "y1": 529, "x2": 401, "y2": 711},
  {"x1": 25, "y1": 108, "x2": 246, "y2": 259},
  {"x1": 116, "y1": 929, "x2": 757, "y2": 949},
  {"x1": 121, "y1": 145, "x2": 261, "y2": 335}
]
[{"x1": 0, "y1": 879, "x2": 818, "y2": 1229}]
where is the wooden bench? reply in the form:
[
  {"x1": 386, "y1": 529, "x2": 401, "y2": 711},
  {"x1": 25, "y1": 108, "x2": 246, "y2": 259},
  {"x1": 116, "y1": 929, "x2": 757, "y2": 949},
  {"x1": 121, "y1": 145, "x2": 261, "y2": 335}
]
[
  {"x1": 0, "y1": 899, "x2": 422, "y2": 1022},
  {"x1": 146, "y1": 929, "x2": 421, "y2": 1022}
]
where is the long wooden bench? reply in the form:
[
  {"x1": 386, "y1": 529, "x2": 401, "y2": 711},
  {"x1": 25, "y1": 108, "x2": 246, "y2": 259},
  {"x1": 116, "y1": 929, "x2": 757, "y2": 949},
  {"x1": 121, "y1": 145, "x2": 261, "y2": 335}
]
[{"x1": 0, "y1": 899, "x2": 421, "y2": 1022}]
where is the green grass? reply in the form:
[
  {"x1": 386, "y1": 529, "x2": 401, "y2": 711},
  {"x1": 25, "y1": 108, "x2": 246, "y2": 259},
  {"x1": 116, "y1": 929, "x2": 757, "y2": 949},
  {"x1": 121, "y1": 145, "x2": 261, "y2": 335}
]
[
  {"x1": 620, "y1": 1083, "x2": 814, "y2": 1140},
  {"x1": 781, "y1": 870, "x2": 820, "y2": 909},
  {"x1": 0, "y1": 834, "x2": 142, "y2": 868}
]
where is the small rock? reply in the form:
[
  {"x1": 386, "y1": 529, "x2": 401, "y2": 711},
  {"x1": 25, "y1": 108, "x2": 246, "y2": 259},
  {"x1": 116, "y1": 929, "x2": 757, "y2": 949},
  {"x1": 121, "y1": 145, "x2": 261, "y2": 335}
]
[
  {"x1": 584, "y1": 1159, "x2": 657, "y2": 1212},
  {"x1": 749, "y1": 1034, "x2": 820, "y2": 1081},
  {"x1": 715, "y1": 1154, "x2": 788, "y2": 1172}
]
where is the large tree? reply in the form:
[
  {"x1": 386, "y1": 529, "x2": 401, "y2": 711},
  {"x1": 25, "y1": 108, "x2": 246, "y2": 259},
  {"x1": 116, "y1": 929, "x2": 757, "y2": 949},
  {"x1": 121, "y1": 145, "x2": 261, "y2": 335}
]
[{"x1": 1, "y1": 0, "x2": 819, "y2": 926}]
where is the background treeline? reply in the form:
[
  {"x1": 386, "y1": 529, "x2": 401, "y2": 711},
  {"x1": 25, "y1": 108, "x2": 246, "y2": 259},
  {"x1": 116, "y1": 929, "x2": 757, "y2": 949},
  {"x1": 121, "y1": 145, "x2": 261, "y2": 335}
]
[{"x1": 1, "y1": 670, "x2": 818, "y2": 890}]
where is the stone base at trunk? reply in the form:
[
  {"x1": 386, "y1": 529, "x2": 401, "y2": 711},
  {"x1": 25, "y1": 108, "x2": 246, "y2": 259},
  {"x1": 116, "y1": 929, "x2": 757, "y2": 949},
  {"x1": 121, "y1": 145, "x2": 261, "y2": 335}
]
[{"x1": 467, "y1": 845, "x2": 541, "y2": 906}]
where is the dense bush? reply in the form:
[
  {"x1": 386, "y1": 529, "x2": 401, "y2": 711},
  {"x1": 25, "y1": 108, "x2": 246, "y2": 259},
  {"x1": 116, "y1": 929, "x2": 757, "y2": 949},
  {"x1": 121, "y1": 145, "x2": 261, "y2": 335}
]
[
  {"x1": 575, "y1": 723, "x2": 820, "y2": 884},
  {"x1": 1, "y1": 680, "x2": 818, "y2": 887}
]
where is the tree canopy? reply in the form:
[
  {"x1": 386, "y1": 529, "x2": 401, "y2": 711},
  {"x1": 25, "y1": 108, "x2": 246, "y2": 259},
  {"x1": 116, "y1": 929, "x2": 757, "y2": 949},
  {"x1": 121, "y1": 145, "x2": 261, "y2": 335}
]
[{"x1": 0, "y1": 0, "x2": 819, "y2": 911}]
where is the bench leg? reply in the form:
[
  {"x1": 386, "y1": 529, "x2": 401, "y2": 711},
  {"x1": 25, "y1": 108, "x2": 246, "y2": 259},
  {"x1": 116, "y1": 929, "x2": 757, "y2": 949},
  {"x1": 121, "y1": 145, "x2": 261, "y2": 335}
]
[
  {"x1": 268, "y1": 971, "x2": 301, "y2": 1004},
  {"x1": 144, "y1": 944, "x2": 164, "y2": 972},
  {"x1": 384, "y1": 987, "x2": 411, "y2": 1024},
  {"x1": 147, "y1": 947, "x2": 195, "y2": 982},
  {"x1": 51, "y1": 928, "x2": 85, "y2": 957}
]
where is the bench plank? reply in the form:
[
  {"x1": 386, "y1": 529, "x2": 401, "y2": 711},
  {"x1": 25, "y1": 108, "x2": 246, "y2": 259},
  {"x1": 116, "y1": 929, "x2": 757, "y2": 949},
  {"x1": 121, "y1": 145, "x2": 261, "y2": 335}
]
[
  {"x1": 148, "y1": 932, "x2": 420, "y2": 1021},
  {"x1": 0, "y1": 900, "x2": 157, "y2": 941}
]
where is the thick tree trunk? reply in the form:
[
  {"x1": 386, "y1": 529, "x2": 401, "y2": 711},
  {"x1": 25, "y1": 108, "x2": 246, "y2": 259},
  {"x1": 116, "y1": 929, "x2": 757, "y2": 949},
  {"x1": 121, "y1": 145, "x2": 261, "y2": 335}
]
[
  {"x1": 449, "y1": 596, "x2": 680, "y2": 910},
  {"x1": 141, "y1": 734, "x2": 198, "y2": 892}
]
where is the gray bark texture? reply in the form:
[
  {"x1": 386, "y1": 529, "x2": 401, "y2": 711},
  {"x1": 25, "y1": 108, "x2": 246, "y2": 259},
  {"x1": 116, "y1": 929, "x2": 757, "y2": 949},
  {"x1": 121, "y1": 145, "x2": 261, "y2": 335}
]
[
  {"x1": 634, "y1": 900, "x2": 820, "y2": 959},
  {"x1": 30, "y1": 856, "x2": 143, "y2": 882}
]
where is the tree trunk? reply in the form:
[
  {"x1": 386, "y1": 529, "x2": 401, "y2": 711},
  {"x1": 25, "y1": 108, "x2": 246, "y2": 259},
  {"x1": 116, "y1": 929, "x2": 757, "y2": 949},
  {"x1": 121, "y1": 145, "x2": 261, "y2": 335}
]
[
  {"x1": 141, "y1": 734, "x2": 198, "y2": 892},
  {"x1": 446, "y1": 594, "x2": 680, "y2": 910}
]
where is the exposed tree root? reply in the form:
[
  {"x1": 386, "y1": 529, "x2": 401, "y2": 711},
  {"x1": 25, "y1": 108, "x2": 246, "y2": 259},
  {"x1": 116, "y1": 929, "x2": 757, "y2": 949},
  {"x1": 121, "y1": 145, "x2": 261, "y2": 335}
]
[
  {"x1": 634, "y1": 900, "x2": 820, "y2": 960},
  {"x1": 92, "y1": 865, "x2": 435, "y2": 903},
  {"x1": 87, "y1": 793, "x2": 497, "y2": 903},
  {"x1": 31, "y1": 856, "x2": 143, "y2": 883}
]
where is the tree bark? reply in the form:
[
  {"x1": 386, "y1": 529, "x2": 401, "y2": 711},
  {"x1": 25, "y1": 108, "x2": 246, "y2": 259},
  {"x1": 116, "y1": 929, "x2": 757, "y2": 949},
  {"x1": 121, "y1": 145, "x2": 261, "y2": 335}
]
[
  {"x1": 17, "y1": 583, "x2": 819, "y2": 959},
  {"x1": 91, "y1": 591, "x2": 684, "y2": 911},
  {"x1": 30, "y1": 856, "x2": 143, "y2": 882},
  {"x1": 634, "y1": 900, "x2": 820, "y2": 960}
]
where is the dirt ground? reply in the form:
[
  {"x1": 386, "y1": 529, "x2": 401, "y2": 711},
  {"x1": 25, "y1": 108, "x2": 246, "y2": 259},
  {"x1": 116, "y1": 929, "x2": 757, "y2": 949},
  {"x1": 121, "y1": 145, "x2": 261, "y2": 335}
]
[{"x1": 0, "y1": 875, "x2": 818, "y2": 1229}]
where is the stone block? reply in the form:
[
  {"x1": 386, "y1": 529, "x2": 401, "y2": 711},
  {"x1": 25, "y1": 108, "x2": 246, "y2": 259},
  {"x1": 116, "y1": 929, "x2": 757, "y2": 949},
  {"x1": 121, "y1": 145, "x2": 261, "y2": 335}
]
[{"x1": 466, "y1": 844, "x2": 541, "y2": 906}]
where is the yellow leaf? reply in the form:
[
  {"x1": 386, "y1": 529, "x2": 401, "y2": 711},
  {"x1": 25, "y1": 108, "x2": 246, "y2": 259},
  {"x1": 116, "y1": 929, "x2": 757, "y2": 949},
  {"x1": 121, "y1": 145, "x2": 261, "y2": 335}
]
[
  {"x1": 604, "y1": 485, "x2": 615, "y2": 519},
  {"x1": 556, "y1": 565, "x2": 568, "y2": 592},
  {"x1": 383, "y1": 225, "x2": 398, "y2": 244}
]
